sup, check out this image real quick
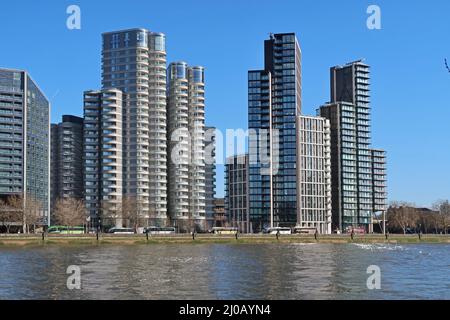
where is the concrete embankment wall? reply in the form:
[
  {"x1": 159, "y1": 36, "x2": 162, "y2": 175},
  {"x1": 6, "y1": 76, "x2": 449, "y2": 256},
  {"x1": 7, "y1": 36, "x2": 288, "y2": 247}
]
[{"x1": 0, "y1": 234, "x2": 449, "y2": 246}]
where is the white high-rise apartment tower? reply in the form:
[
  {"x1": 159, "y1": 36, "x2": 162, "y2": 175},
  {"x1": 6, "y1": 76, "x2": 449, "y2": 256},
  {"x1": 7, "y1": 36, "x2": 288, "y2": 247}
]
[
  {"x1": 101, "y1": 29, "x2": 167, "y2": 225},
  {"x1": 167, "y1": 62, "x2": 206, "y2": 231},
  {"x1": 83, "y1": 89, "x2": 124, "y2": 226}
]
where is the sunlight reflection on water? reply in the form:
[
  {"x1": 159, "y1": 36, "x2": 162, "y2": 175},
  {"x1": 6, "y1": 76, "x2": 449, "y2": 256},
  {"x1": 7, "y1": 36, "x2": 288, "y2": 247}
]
[{"x1": 0, "y1": 243, "x2": 448, "y2": 300}]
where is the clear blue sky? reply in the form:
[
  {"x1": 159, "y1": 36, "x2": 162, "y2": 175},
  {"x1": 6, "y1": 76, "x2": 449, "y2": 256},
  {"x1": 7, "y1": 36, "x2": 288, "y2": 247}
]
[{"x1": 1, "y1": 0, "x2": 449, "y2": 207}]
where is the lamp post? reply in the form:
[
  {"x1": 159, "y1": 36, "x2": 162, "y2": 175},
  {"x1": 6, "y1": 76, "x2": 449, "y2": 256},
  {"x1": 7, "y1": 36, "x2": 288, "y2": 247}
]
[{"x1": 86, "y1": 216, "x2": 91, "y2": 234}]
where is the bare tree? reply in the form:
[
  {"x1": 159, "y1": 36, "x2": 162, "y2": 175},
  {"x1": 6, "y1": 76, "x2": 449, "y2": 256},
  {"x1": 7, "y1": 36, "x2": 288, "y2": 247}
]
[
  {"x1": 100, "y1": 200, "x2": 121, "y2": 229},
  {"x1": 53, "y1": 198, "x2": 86, "y2": 230},
  {"x1": 387, "y1": 201, "x2": 418, "y2": 234},
  {"x1": 121, "y1": 195, "x2": 145, "y2": 231},
  {"x1": 23, "y1": 195, "x2": 44, "y2": 234},
  {"x1": 0, "y1": 199, "x2": 15, "y2": 233},
  {"x1": 3, "y1": 194, "x2": 43, "y2": 234},
  {"x1": 433, "y1": 200, "x2": 450, "y2": 234},
  {"x1": 386, "y1": 200, "x2": 450, "y2": 234},
  {"x1": 4, "y1": 195, "x2": 24, "y2": 233},
  {"x1": 175, "y1": 219, "x2": 191, "y2": 234},
  {"x1": 418, "y1": 210, "x2": 434, "y2": 234},
  {"x1": 430, "y1": 210, "x2": 442, "y2": 234}
]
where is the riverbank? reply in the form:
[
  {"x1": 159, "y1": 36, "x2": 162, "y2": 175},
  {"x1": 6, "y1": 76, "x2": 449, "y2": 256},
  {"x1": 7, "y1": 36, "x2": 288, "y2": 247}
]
[{"x1": 0, "y1": 234, "x2": 449, "y2": 246}]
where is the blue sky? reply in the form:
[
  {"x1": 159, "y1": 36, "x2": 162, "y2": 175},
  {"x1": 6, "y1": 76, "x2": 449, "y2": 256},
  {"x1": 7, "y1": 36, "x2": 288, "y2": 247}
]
[{"x1": 1, "y1": 0, "x2": 449, "y2": 206}]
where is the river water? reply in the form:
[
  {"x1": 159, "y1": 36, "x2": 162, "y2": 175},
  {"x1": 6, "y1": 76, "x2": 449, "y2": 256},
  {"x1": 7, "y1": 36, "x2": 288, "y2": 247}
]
[{"x1": 0, "y1": 243, "x2": 449, "y2": 299}]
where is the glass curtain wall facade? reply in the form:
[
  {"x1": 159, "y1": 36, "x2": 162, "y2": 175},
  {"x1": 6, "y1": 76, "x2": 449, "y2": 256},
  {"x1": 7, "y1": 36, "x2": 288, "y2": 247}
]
[
  {"x1": 0, "y1": 68, "x2": 50, "y2": 224},
  {"x1": 248, "y1": 33, "x2": 302, "y2": 232},
  {"x1": 225, "y1": 154, "x2": 249, "y2": 233},
  {"x1": 319, "y1": 60, "x2": 387, "y2": 233},
  {"x1": 319, "y1": 101, "x2": 360, "y2": 231},
  {"x1": 371, "y1": 149, "x2": 387, "y2": 213},
  {"x1": 248, "y1": 70, "x2": 271, "y2": 232}
]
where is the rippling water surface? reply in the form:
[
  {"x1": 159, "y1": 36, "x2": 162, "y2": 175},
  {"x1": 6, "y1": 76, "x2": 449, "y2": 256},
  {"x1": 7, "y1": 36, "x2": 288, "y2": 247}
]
[{"x1": 0, "y1": 243, "x2": 449, "y2": 299}]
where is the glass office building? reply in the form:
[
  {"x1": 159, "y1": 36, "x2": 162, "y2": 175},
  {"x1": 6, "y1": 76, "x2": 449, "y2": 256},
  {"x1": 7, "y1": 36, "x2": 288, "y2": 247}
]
[
  {"x1": 371, "y1": 149, "x2": 387, "y2": 214},
  {"x1": 248, "y1": 33, "x2": 302, "y2": 232},
  {"x1": 225, "y1": 154, "x2": 249, "y2": 233},
  {"x1": 319, "y1": 60, "x2": 387, "y2": 233},
  {"x1": 0, "y1": 68, "x2": 50, "y2": 224}
]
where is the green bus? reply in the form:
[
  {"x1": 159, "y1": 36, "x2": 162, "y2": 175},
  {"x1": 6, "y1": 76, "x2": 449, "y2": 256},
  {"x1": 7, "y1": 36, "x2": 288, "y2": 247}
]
[{"x1": 48, "y1": 226, "x2": 85, "y2": 235}]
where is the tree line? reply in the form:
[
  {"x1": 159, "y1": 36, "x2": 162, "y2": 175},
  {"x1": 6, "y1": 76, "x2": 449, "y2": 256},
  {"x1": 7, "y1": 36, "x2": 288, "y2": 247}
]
[
  {"x1": 0, "y1": 194, "x2": 204, "y2": 234},
  {"x1": 387, "y1": 200, "x2": 450, "y2": 234},
  {"x1": 50, "y1": 196, "x2": 150, "y2": 232},
  {"x1": 0, "y1": 194, "x2": 141, "y2": 234},
  {"x1": 0, "y1": 194, "x2": 43, "y2": 233}
]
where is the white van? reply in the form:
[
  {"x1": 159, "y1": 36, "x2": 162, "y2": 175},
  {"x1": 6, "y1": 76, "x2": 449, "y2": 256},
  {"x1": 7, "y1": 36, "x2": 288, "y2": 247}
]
[{"x1": 266, "y1": 227, "x2": 292, "y2": 235}]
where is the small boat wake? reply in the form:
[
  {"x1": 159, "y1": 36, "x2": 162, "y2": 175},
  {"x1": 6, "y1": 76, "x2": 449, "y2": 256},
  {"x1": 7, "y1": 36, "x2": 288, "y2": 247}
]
[{"x1": 352, "y1": 243, "x2": 406, "y2": 251}]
